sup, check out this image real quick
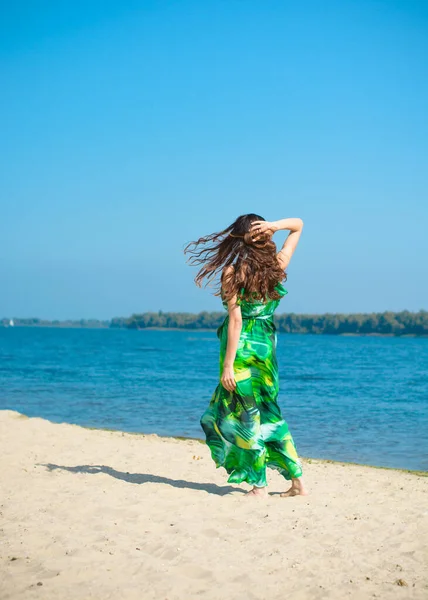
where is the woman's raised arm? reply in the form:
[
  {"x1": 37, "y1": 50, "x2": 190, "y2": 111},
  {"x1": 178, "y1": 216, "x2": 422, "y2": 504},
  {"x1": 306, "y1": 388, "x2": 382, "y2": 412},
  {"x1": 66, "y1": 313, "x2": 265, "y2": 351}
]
[{"x1": 250, "y1": 218, "x2": 304, "y2": 271}]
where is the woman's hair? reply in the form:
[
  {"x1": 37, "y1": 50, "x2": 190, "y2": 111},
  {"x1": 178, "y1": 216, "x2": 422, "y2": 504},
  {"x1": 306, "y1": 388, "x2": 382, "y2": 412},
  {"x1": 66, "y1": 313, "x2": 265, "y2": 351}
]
[{"x1": 184, "y1": 213, "x2": 286, "y2": 302}]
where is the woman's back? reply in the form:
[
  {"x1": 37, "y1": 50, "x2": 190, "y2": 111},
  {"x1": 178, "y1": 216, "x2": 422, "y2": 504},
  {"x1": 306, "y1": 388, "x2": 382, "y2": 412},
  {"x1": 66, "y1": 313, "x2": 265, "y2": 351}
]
[{"x1": 221, "y1": 281, "x2": 288, "y2": 320}]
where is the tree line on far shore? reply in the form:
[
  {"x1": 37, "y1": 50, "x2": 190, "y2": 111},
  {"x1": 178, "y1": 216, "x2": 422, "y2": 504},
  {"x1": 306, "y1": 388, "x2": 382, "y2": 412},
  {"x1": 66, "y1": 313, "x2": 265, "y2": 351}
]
[
  {"x1": 3, "y1": 310, "x2": 426, "y2": 335},
  {"x1": 110, "y1": 310, "x2": 427, "y2": 335}
]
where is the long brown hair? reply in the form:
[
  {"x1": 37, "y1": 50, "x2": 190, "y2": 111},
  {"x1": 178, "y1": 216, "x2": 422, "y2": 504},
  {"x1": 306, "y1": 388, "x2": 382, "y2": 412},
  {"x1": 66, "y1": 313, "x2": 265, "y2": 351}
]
[{"x1": 184, "y1": 213, "x2": 286, "y2": 302}]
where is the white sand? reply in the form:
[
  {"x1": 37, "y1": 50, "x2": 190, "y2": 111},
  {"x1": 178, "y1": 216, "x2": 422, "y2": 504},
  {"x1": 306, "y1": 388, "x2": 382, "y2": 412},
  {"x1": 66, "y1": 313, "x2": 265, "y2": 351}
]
[{"x1": 1, "y1": 410, "x2": 427, "y2": 600}]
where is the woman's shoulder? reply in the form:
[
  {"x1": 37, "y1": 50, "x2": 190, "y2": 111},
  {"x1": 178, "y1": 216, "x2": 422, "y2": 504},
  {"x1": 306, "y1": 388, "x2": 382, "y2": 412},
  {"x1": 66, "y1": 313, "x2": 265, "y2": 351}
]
[{"x1": 220, "y1": 265, "x2": 235, "y2": 293}]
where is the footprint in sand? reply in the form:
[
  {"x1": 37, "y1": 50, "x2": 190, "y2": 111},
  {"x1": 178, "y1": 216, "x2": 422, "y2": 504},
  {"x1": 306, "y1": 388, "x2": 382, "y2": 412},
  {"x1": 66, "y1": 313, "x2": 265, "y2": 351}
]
[
  {"x1": 202, "y1": 528, "x2": 219, "y2": 538},
  {"x1": 181, "y1": 565, "x2": 213, "y2": 580},
  {"x1": 225, "y1": 518, "x2": 246, "y2": 530},
  {"x1": 159, "y1": 547, "x2": 181, "y2": 560},
  {"x1": 141, "y1": 542, "x2": 180, "y2": 560}
]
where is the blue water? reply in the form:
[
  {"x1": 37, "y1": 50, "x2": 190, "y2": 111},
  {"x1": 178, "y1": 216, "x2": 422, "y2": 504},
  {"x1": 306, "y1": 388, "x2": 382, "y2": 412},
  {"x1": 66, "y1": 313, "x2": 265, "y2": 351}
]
[{"x1": 0, "y1": 327, "x2": 427, "y2": 472}]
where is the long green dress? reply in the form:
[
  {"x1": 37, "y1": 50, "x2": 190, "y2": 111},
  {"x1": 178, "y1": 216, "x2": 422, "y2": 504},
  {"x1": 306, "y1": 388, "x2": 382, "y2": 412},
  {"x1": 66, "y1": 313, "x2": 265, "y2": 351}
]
[{"x1": 201, "y1": 282, "x2": 303, "y2": 487}]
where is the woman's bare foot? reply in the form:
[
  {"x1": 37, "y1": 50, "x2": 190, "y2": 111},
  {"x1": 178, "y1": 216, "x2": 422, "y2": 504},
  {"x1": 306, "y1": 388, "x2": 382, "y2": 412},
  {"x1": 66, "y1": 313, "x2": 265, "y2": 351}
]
[
  {"x1": 245, "y1": 486, "x2": 268, "y2": 498},
  {"x1": 280, "y1": 477, "x2": 308, "y2": 497}
]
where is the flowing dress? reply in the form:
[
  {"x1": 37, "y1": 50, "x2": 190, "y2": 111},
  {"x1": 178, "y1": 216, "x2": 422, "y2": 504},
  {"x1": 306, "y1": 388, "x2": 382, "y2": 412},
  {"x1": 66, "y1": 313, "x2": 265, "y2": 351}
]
[{"x1": 200, "y1": 282, "x2": 302, "y2": 487}]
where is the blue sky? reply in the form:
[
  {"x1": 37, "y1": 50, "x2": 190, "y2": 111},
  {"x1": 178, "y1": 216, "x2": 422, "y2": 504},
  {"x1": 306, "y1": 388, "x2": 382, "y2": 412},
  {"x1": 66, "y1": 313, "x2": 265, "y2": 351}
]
[{"x1": 1, "y1": 1, "x2": 427, "y2": 319}]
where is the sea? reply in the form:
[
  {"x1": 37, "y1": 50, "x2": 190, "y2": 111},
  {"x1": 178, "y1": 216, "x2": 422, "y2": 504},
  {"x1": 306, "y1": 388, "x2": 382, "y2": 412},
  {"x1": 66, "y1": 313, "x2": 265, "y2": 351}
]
[{"x1": 0, "y1": 327, "x2": 427, "y2": 472}]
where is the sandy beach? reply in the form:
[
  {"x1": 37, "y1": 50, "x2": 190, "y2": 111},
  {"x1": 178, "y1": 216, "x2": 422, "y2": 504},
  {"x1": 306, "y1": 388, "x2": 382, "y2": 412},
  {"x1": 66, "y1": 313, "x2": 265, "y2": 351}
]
[{"x1": 1, "y1": 410, "x2": 427, "y2": 600}]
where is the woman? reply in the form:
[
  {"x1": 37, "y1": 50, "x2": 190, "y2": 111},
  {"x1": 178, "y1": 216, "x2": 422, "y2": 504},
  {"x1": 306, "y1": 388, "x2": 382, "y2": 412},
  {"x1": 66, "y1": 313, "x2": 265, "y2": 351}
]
[{"x1": 184, "y1": 214, "x2": 306, "y2": 498}]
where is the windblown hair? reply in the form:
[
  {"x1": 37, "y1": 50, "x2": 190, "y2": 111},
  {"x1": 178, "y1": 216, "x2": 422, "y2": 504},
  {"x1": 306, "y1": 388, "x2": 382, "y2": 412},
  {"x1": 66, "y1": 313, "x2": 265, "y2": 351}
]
[{"x1": 184, "y1": 213, "x2": 286, "y2": 303}]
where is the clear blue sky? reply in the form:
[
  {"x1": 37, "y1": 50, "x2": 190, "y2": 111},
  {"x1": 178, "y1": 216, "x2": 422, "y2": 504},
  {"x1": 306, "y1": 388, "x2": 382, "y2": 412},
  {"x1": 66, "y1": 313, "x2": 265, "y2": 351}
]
[{"x1": 1, "y1": 0, "x2": 427, "y2": 319}]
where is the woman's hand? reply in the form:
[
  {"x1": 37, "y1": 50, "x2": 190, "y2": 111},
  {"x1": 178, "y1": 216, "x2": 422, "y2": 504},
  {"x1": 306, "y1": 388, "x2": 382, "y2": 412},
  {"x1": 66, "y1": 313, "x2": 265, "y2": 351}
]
[
  {"x1": 221, "y1": 365, "x2": 236, "y2": 392},
  {"x1": 249, "y1": 220, "x2": 278, "y2": 240}
]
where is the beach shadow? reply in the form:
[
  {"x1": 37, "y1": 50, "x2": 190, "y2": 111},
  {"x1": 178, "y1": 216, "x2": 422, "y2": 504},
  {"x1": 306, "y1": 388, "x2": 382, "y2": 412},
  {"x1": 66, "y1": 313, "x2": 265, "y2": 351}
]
[{"x1": 40, "y1": 463, "x2": 244, "y2": 496}]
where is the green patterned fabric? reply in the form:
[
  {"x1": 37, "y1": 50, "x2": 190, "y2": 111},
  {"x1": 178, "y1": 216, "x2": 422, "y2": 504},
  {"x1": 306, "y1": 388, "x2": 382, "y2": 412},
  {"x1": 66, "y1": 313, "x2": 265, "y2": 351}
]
[{"x1": 201, "y1": 282, "x2": 303, "y2": 487}]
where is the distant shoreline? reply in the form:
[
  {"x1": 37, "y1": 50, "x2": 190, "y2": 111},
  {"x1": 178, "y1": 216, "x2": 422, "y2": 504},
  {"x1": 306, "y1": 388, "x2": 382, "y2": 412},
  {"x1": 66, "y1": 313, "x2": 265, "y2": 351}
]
[
  {"x1": 0, "y1": 323, "x2": 427, "y2": 337},
  {"x1": 2, "y1": 309, "x2": 427, "y2": 336}
]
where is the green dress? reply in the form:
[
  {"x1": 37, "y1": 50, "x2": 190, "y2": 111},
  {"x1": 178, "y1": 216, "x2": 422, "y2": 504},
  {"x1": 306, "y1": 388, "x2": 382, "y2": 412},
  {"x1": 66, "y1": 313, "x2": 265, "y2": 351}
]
[{"x1": 201, "y1": 282, "x2": 303, "y2": 487}]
